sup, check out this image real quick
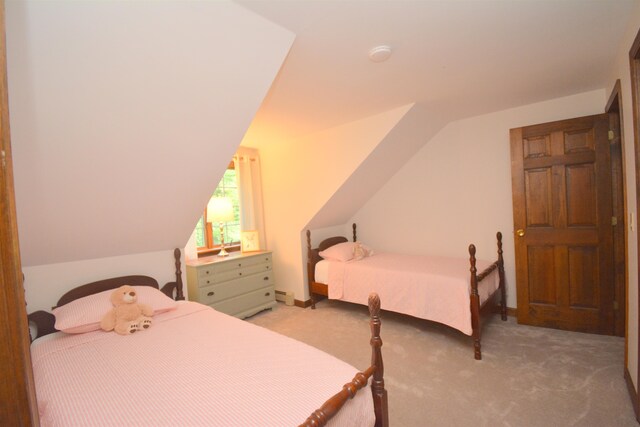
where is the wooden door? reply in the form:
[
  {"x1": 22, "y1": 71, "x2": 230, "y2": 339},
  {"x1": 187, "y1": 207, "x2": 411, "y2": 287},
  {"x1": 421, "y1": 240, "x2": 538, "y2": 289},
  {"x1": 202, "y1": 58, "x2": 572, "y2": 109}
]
[
  {"x1": 510, "y1": 114, "x2": 615, "y2": 334},
  {"x1": 0, "y1": 1, "x2": 40, "y2": 424}
]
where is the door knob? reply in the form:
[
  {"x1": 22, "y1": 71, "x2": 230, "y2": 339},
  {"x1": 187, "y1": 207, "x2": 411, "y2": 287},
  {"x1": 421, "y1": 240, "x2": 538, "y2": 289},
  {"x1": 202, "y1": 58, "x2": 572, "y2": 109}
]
[{"x1": 516, "y1": 229, "x2": 525, "y2": 237}]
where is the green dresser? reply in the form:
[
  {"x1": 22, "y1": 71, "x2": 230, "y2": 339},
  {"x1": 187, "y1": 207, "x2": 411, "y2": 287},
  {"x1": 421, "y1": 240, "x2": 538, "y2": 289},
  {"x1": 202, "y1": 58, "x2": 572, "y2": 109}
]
[{"x1": 186, "y1": 251, "x2": 275, "y2": 318}]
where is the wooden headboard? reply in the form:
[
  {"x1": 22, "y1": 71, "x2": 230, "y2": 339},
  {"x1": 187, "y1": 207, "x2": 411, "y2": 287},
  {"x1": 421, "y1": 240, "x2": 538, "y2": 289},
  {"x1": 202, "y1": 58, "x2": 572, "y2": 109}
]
[
  {"x1": 55, "y1": 275, "x2": 160, "y2": 308},
  {"x1": 28, "y1": 248, "x2": 185, "y2": 340},
  {"x1": 306, "y1": 223, "x2": 357, "y2": 285}
]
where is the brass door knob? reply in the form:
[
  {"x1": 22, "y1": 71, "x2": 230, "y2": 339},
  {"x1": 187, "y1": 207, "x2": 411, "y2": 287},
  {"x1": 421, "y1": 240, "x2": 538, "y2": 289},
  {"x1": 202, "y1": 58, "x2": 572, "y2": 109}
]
[{"x1": 516, "y1": 229, "x2": 525, "y2": 237}]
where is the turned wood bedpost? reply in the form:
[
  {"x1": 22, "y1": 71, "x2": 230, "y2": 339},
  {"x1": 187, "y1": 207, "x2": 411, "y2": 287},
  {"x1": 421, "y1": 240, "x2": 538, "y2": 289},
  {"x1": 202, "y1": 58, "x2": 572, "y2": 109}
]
[
  {"x1": 352, "y1": 223, "x2": 357, "y2": 242},
  {"x1": 174, "y1": 248, "x2": 185, "y2": 301},
  {"x1": 300, "y1": 367, "x2": 375, "y2": 427},
  {"x1": 469, "y1": 244, "x2": 482, "y2": 360},
  {"x1": 306, "y1": 230, "x2": 316, "y2": 309},
  {"x1": 497, "y1": 232, "x2": 507, "y2": 321},
  {"x1": 369, "y1": 293, "x2": 388, "y2": 427}
]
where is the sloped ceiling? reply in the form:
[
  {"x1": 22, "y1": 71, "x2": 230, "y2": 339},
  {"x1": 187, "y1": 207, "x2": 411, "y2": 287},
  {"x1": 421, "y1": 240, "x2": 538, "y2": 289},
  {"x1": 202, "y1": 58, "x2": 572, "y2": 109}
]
[
  {"x1": 306, "y1": 104, "x2": 447, "y2": 230},
  {"x1": 239, "y1": 0, "x2": 636, "y2": 236},
  {"x1": 7, "y1": 0, "x2": 294, "y2": 266},
  {"x1": 239, "y1": 0, "x2": 636, "y2": 143}
]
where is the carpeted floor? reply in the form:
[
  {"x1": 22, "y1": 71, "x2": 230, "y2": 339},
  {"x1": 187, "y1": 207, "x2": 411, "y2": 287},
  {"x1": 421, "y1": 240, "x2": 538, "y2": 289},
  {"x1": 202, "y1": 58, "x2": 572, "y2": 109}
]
[{"x1": 247, "y1": 299, "x2": 637, "y2": 427}]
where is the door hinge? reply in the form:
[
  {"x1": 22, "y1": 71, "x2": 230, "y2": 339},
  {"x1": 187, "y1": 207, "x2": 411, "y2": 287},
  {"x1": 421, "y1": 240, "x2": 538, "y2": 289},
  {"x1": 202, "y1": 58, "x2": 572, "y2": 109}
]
[
  {"x1": 614, "y1": 300, "x2": 619, "y2": 310},
  {"x1": 1, "y1": 150, "x2": 5, "y2": 168},
  {"x1": 608, "y1": 130, "x2": 615, "y2": 141},
  {"x1": 612, "y1": 216, "x2": 618, "y2": 226}
]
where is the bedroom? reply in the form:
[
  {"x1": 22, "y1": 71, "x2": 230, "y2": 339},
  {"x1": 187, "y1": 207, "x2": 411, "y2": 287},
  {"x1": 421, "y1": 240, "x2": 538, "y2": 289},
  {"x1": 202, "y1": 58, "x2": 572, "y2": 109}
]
[{"x1": 3, "y1": 0, "x2": 640, "y2": 425}]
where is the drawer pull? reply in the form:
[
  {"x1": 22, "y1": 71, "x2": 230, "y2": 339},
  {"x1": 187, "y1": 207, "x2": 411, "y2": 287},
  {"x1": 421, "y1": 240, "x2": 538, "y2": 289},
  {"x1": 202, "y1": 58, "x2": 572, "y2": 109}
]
[
  {"x1": 239, "y1": 272, "x2": 242, "y2": 276},
  {"x1": 263, "y1": 276, "x2": 269, "y2": 281},
  {"x1": 265, "y1": 292, "x2": 271, "y2": 297},
  {"x1": 207, "y1": 291, "x2": 215, "y2": 296},
  {"x1": 238, "y1": 263, "x2": 242, "y2": 267}
]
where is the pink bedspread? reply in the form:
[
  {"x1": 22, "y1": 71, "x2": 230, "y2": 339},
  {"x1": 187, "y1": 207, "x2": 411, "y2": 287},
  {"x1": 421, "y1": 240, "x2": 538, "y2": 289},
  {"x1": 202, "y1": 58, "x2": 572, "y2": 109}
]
[
  {"x1": 326, "y1": 253, "x2": 499, "y2": 335},
  {"x1": 31, "y1": 301, "x2": 374, "y2": 427}
]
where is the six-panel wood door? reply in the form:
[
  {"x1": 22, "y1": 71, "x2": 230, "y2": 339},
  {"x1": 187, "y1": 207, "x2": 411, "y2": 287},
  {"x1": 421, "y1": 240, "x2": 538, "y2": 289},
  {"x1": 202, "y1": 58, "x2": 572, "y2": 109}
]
[{"x1": 510, "y1": 114, "x2": 615, "y2": 334}]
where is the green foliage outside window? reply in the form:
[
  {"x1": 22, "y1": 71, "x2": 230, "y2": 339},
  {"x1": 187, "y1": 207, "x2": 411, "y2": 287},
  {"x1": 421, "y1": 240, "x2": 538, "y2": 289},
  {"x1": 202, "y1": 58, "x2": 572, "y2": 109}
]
[{"x1": 195, "y1": 168, "x2": 241, "y2": 250}]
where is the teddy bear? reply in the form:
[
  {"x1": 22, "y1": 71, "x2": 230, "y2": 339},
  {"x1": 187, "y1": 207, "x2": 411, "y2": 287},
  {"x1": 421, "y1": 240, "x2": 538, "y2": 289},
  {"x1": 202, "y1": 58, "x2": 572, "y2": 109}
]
[{"x1": 100, "y1": 285, "x2": 154, "y2": 335}]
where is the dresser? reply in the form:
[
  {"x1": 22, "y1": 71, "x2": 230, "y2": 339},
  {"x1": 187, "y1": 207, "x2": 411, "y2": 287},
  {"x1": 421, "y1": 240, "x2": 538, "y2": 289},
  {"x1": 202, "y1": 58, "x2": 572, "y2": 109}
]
[{"x1": 186, "y1": 251, "x2": 275, "y2": 319}]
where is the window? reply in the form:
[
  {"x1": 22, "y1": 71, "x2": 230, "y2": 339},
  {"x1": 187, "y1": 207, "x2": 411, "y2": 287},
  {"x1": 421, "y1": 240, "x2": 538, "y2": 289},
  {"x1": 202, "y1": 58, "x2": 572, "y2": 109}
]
[{"x1": 195, "y1": 163, "x2": 241, "y2": 255}]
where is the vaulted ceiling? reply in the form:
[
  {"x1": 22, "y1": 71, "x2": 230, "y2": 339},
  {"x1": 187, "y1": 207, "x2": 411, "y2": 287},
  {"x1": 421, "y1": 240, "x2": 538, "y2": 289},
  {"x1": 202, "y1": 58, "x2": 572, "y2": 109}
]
[
  {"x1": 7, "y1": 0, "x2": 638, "y2": 267},
  {"x1": 7, "y1": 1, "x2": 294, "y2": 266},
  {"x1": 239, "y1": 0, "x2": 637, "y2": 144}
]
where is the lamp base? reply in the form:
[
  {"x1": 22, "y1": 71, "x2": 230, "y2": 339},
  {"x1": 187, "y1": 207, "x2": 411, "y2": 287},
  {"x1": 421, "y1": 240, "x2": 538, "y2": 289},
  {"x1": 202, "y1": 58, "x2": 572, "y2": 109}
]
[{"x1": 218, "y1": 222, "x2": 230, "y2": 257}]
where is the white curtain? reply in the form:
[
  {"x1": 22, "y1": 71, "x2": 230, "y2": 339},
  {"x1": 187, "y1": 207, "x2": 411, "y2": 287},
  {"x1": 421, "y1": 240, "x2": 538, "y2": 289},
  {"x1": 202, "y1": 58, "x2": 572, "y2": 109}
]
[{"x1": 234, "y1": 147, "x2": 266, "y2": 250}]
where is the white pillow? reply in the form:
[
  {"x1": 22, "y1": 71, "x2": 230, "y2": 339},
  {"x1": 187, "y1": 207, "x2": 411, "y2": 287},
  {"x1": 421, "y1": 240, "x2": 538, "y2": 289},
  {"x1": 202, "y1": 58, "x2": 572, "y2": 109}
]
[
  {"x1": 319, "y1": 241, "x2": 374, "y2": 262},
  {"x1": 53, "y1": 286, "x2": 177, "y2": 334},
  {"x1": 319, "y1": 242, "x2": 357, "y2": 262}
]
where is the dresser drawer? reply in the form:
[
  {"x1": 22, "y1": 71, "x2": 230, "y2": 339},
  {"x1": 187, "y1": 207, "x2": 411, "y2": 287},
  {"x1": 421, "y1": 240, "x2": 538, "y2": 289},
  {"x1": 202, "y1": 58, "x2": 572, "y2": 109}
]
[
  {"x1": 196, "y1": 254, "x2": 272, "y2": 279},
  {"x1": 211, "y1": 285, "x2": 275, "y2": 316},
  {"x1": 196, "y1": 271, "x2": 274, "y2": 305},
  {"x1": 197, "y1": 262, "x2": 271, "y2": 287}
]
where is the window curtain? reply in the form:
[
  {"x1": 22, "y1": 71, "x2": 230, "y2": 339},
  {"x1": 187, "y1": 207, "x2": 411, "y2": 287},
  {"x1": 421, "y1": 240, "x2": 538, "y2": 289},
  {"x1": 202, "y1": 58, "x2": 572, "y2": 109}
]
[{"x1": 234, "y1": 147, "x2": 266, "y2": 250}]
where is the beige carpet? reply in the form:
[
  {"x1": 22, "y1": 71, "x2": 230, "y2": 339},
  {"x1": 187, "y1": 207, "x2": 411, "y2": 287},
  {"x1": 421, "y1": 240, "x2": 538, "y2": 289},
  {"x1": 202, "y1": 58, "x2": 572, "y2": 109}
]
[{"x1": 247, "y1": 299, "x2": 637, "y2": 427}]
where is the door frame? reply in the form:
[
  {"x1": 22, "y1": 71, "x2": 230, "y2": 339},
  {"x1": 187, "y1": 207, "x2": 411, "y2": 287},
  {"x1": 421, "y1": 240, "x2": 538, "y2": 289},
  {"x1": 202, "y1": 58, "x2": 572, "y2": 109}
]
[
  {"x1": 605, "y1": 80, "x2": 628, "y2": 341},
  {"x1": 628, "y1": 26, "x2": 640, "y2": 421},
  {"x1": 0, "y1": 0, "x2": 40, "y2": 423}
]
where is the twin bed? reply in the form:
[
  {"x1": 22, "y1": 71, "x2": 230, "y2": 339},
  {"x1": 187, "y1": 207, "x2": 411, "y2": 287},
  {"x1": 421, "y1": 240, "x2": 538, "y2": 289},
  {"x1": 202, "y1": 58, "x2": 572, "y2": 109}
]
[
  {"x1": 28, "y1": 249, "x2": 388, "y2": 427},
  {"x1": 27, "y1": 223, "x2": 505, "y2": 425},
  {"x1": 307, "y1": 224, "x2": 506, "y2": 360}
]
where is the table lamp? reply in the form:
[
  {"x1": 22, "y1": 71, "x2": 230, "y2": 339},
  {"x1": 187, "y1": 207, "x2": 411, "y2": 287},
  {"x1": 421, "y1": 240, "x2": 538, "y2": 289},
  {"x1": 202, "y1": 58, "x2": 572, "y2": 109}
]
[{"x1": 206, "y1": 197, "x2": 234, "y2": 256}]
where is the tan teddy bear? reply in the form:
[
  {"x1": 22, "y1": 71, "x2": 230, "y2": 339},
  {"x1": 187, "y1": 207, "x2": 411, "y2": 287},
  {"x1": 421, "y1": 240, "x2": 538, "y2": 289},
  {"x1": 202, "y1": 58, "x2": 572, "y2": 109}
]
[{"x1": 100, "y1": 285, "x2": 153, "y2": 335}]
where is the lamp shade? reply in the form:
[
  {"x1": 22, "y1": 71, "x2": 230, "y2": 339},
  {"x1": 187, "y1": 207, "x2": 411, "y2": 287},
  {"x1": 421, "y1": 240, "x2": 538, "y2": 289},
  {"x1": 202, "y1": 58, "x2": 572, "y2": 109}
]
[{"x1": 206, "y1": 197, "x2": 234, "y2": 223}]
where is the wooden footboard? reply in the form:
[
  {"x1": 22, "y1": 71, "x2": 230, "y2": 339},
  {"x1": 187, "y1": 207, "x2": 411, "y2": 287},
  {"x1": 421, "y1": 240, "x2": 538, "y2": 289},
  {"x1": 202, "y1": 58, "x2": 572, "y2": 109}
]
[
  {"x1": 468, "y1": 231, "x2": 507, "y2": 360},
  {"x1": 300, "y1": 293, "x2": 388, "y2": 427}
]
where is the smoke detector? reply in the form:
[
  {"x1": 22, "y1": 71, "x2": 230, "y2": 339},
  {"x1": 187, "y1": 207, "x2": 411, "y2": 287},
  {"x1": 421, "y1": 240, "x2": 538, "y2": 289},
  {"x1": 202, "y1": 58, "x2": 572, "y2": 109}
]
[{"x1": 368, "y1": 45, "x2": 392, "y2": 63}]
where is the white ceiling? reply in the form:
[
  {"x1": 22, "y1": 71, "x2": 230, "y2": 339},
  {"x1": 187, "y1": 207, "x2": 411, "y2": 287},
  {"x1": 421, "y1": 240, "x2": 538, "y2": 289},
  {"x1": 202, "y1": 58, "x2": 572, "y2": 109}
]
[{"x1": 238, "y1": 0, "x2": 637, "y2": 143}]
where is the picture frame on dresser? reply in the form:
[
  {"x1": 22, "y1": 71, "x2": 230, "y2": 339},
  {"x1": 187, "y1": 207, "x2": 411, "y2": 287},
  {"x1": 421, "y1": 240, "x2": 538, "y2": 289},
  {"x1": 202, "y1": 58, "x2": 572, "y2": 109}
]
[{"x1": 241, "y1": 230, "x2": 260, "y2": 253}]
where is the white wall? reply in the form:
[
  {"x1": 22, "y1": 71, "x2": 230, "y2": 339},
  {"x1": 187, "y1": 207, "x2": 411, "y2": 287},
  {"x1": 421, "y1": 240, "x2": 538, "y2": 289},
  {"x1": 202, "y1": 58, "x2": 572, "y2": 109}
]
[
  {"x1": 7, "y1": 0, "x2": 294, "y2": 312},
  {"x1": 604, "y1": 0, "x2": 640, "y2": 392},
  {"x1": 251, "y1": 104, "x2": 415, "y2": 300},
  {"x1": 6, "y1": 0, "x2": 294, "y2": 267},
  {"x1": 352, "y1": 89, "x2": 606, "y2": 310},
  {"x1": 23, "y1": 250, "x2": 186, "y2": 313}
]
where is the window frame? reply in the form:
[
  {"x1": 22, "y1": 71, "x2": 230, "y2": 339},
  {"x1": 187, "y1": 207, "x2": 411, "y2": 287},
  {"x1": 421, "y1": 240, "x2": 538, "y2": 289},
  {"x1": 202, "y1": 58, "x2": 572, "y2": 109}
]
[{"x1": 197, "y1": 161, "x2": 241, "y2": 257}]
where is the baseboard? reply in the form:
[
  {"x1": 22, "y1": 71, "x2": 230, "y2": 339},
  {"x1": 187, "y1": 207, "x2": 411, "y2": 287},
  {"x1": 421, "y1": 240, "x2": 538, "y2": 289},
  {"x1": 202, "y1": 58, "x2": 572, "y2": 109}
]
[
  {"x1": 490, "y1": 305, "x2": 517, "y2": 317},
  {"x1": 294, "y1": 298, "x2": 313, "y2": 308},
  {"x1": 296, "y1": 300, "x2": 518, "y2": 315},
  {"x1": 625, "y1": 367, "x2": 640, "y2": 422}
]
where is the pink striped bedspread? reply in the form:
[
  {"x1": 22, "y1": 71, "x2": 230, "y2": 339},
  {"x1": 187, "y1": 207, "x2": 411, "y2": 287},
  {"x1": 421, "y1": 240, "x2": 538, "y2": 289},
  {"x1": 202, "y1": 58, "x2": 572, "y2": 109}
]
[
  {"x1": 31, "y1": 301, "x2": 374, "y2": 427},
  {"x1": 325, "y1": 252, "x2": 499, "y2": 336}
]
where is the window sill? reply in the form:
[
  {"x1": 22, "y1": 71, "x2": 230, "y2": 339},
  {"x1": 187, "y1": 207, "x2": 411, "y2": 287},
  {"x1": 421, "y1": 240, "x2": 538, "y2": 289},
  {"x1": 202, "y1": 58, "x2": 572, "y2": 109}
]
[{"x1": 197, "y1": 244, "x2": 241, "y2": 258}]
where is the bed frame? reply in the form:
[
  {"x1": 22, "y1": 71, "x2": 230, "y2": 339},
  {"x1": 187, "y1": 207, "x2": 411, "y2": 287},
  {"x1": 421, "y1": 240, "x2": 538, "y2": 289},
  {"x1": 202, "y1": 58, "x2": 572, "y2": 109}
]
[
  {"x1": 28, "y1": 248, "x2": 389, "y2": 427},
  {"x1": 306, "y1": 223, "x2": 507, "y2": 360}
]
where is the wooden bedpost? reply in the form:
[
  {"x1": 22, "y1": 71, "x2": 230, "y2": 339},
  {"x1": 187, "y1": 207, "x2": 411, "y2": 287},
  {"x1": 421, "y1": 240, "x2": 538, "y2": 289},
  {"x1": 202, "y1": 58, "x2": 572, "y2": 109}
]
[
  {"x1": 497, "y1": 232, "x2": 507, "y2": 321},
  {"x1": 174, "y1": 248, "x2": 185, "y2": 301},
  {"x1": 306, "y1": 230, "x2": 316, "y2": 309},
  {"x1": 468, "y1": 244, "x2": 482, "y2": 360},
  {"x1": 300, "y1": 293, "x2": 387, "y2": 427},
  {"x1": 369, "y1": 293, "x2": 388, "y2": 427},
  {"x1": 352, "y1": 223, "x2": 357, "y2": 242}
]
